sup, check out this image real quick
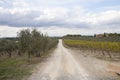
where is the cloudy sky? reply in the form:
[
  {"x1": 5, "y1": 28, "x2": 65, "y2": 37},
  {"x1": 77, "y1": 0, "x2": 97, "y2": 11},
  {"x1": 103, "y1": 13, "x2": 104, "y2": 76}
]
[{"x1": 0, "y1": 0, "x2": 120, "y2": 37}]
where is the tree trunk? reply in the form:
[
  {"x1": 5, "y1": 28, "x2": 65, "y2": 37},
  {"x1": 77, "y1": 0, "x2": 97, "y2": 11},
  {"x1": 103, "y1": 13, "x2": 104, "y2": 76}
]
[
  {"x1": 28, "y1": 52, "x2": 30, "y2": 59},
  {"x1": 36, "y1": 52, "x2": 41, "y2": 57},
  {"x1": 101, "y1": 50, "x2": 105, "y2": 56},
  {"x1": 8, "y1": 52, "x2": 11, "y2": 58},
  {"x1": 107, "y1": 50, "x2": 112, "y2": 58},
  {"x1": 18, "y1": 51, "x2": 21, "y2": 56}
]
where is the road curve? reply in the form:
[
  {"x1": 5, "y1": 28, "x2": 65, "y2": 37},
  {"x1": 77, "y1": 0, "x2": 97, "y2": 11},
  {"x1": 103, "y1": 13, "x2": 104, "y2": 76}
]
[{"x1": 27, "y1": 39, "x2": 119, "y2": 80}]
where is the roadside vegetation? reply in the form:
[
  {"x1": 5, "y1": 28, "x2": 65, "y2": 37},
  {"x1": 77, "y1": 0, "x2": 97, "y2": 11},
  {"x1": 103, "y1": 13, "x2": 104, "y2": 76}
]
[
  {"x1": 17, "y1": 29, "x2": 58, "y2": 58},
  {"x1": 0, "y1": 58, "x2": 30, "y2": 80},
  {"x1": 0, "y1": 29, "x2": 58, "y2": 80},
  {"x1": 63, "y1": 33, "x2": 120, "y2": 59}
]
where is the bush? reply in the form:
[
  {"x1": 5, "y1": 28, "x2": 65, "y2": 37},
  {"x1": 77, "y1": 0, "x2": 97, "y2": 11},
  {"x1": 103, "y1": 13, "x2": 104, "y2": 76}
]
[
  {"x1": 0, "y1": 40, "x2": 18, "y2": 57},
  {"x1": 17, "y1": 29, "x2": 58, "y2": 58}
]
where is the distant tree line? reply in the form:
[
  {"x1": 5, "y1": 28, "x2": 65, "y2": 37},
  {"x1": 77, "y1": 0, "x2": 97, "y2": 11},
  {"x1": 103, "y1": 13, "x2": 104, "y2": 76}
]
[
  {"x1": 63, "y1": 33, "x2": 120, "y2": 42},
  {"x1": 109, "y1": 33, "x2": 120, "y2": 36},
  {"x1": 0, "y1": 29, "x2": 58, "y2": 58},
  {"x1": 94, "y1": 33, "x2": 120, "y2": 37},
  {"x1": 63, "y1": 33, "x2": 120, "y2": 38},
  {"x1": 63, "y1": 34, "x2": 82, "y2": 37}
]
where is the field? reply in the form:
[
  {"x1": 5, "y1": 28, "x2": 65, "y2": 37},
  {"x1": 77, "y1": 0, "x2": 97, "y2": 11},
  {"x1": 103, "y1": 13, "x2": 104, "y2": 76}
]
[
  {"x1": 63, "y1": 38, "x2": 120, "y2": 59},
  {"x1": 64, "y1": 39, "x2": 120, "y2": 53}
]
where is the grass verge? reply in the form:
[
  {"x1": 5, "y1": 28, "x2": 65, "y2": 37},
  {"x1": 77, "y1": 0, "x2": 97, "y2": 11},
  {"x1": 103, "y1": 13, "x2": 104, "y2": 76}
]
[
  {"x1": 0, "y1": 58, "x2": 32, "y2": 80},
  {"x1": 0, "y1": 46, "x2": 57, "y2": 80}
]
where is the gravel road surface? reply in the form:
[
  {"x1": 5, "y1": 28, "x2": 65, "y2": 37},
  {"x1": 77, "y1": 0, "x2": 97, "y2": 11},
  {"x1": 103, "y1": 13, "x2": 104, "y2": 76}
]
[{"x1": 27, "y1": 39, "x2": 120, "y2": 80}]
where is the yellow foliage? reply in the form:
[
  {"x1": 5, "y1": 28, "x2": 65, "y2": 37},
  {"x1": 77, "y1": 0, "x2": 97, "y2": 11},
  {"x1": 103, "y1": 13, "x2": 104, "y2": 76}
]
[{"x1": 64, "y1": 39, "x2": 120, "y2": 53}]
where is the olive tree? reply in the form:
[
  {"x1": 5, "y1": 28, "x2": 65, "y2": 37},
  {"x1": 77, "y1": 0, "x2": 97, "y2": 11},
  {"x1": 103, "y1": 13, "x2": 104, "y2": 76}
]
[
  {"x1": 17, "y1": 29, "x2": 58, "y2": 59},
  {"x1": 17, "y1": 29, "x2": 32, "y2": 58},
  {"x1": 0, "y1": 40, "x2": 17, "y2": 57}
]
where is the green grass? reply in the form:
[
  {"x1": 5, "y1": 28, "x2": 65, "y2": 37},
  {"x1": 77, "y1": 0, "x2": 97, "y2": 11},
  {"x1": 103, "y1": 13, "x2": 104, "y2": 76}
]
[
  {"x1": 0, "y1": 58, "x2": 31, "y2": 80},
  {"x1": 0, "y1": 49, "x2": 55, "y2": 80},
  {"x1": 64, "y1": 39, "x2": 120, "y2": 53}
]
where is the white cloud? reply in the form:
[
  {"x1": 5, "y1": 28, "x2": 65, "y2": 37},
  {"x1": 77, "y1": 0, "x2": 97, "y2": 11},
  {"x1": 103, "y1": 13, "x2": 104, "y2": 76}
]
[
  {"x1": 0, "y1": 7, "x2": 120, "y2": 37},
  {"x1": 77, "y1": 10, "x2": 120, "y2": 27},
  {"x1": 0, "y1": 23, "x2": 120, "y2": 38},
  {"x1": 13, "y1": 1, "x2": 29, "y2": 7},
  {"x1": 35, "y1": 7, "x2": 68, "y2": 21},
  {"x1": 0, "y1": 0, "x2": 120, "y2": 37},
  {"x1": 0, "y1": 26, "x2": 21, "y2": 37}
]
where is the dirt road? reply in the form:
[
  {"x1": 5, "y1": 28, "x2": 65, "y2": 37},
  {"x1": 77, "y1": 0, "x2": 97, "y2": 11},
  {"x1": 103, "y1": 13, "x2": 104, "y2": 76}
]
[{"x1": 27, "y1": 39, "x2": 120, "y2": 80}]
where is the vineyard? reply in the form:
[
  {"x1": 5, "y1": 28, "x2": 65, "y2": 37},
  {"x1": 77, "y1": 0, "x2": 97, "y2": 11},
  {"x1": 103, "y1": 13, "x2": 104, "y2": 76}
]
[{"x1": 63, "y1": 34, "x2": 120, "y2": 59}]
